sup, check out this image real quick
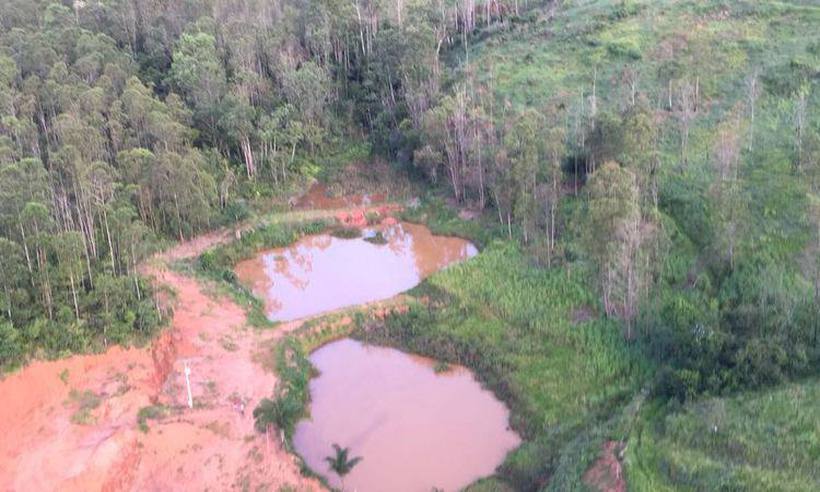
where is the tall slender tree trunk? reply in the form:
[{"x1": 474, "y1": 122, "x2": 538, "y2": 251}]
[
  {"x1": 3, "y1": 285, "x2": 12, "y2": 320},
  {"x1": 103, "y1": 209, "x2": 116, "y2": 274},
  {"x1": 69, "y1": 271, "x2": 79, "y2": 321},
  {"x1": 241, "y1": 135, "x2": 255, "y2": 178},
  {"x1": 477, "y1": 141, "x2": 485, "y2": 209},
  {"x1": 173, "y1": 192, "x2": 184, "y2": 241},
  {"x1": 18, "y1": 219, "x2": 33, "y2": 275}
]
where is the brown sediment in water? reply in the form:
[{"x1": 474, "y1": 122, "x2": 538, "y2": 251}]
[
  {"x1": 234, "y1": 221, "x2": 477, "y2": 321},
  {"x1": 293, "y1": 338, "x2": 521, "y2": 492}
]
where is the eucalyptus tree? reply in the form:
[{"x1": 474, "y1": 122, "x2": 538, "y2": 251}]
[
  {"x1": 0, "y1": 238, "x2": 26, "y2": 323},
  {"x1": 505, "y1": 109, "x2": 541, "y2": 244},
  {"x1": 541, "y1": 101, "x2": 568, "y2": 266},
  {"x1": 710, "y1": 111, "x2": 747, "y2": 269},
  {"x1": 117, "y1": 148, "x2": 158, "y2": 230},
  {"x1": 151, "y1": 150, "x2": 217, "y2": 240},
  {"x1": 52, "y1": 231, "x2": 85, "y2": 321},
  {"x1": 483, "y1": 143, "x2": 510, "y2": 229},
  {"x1": 171, "y1": 31, "x2": 226, "y2": 110},
  {"x1": 804, "y1": 127, "x2": 820, "y2": 342},
  {"x1": 0, "y1": 158, "x2": 50, "y2": 274},
  {"x1": 170, "y1": 31, "x2": 227, "y2": 147},
  {"x1": 619, "y1": 97, "x2": 659, "y2": 212},
  {"x1": 219, "y1": 93, "x2": 257, "y2": 178},
  {"x1": 20, "y1": 201, "x2": 54, "y2": 320},
  {"x1": 583, "y1": 161, "x2": 643, "y2": 337}
]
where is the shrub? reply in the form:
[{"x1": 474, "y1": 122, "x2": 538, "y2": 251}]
[
  {"x1": 0, "y1": 322, "x2": 23, "y2": 369},
  {"x1": 330, "y1": 227, "x2": 361, "y2": 239},
  {"x1": 253, "y1": 337, "x2": 312, "y2": 440},
  {"x1": 137, "y1": 404, "x2": 167, "y2": 432},
  {"x1": 363, "y1": 231, "x2": 387, "y2": 245}
]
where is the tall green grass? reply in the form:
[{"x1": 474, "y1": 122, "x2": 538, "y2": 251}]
[
  {"x1": 357, "y1": 240, "x2": 649, "y2": 489},
  {"x1": 627, "y1": 379, "x2": 820, "y2": 491},
  {"x1": 442, "y1": 0, "x2": 820, "y2": 487}
]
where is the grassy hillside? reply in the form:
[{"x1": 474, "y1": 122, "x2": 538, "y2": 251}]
[
  {"x1": 465, "y1": 1, "x2": 819, "y2": 110},
  {"x1": 382, "y1": 0, "x2": 820, "y2": 489},
  {"x1": 457, "y1": 0, "x2": 819, "y2": 262},
  {"x1": 627, "y1": 378, "x2": 820, "y2": 491},
  {"x1": 354, "y1": 203, "x2": 645, "y2": 490}
]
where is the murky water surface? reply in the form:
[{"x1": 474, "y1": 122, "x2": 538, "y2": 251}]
[
  {"x1": 234, "y1": 222, "x2": 477, "y2": 321},
  {"x1": 293, "y1": 339, "x2": 521, "y2": 492}
]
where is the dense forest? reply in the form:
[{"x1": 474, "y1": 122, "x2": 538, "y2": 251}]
[
  {"x1": 0, "y1": 0, "x2": 508, "y2": 364},
  {"x1": 0, "y1": 0, "x2": 819, "y2": 489}
]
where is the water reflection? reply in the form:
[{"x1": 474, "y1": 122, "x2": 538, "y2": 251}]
[{"x1": 235, "y1": 222, "x2": 477, "y2": 321}]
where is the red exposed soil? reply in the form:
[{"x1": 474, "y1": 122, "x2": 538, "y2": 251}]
[
  {"x1": 334, "y1": 204, "x2": 402, "y2": 228},
  {"x1": 297, "y1": 182, "x2": 387, "y2": 210},
  {"x1": 582, "y1": 441, "x2": 627, "y2": 492},
  {"x1": 0, "y1": 218, "x2": 340, "y2": 491},
  {"x1": 0, "y1": 191, "x2": 420, "y2": 491}
]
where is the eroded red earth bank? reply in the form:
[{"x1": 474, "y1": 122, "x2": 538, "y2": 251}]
[
  {"x1": 1, "y1": 196, "x2": 617, "y2": 491},
  {"x1": 0, "y1": 228, "x2": 321, "y2": 492}
]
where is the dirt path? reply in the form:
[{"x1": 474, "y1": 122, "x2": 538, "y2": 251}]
[{"x1": 0, "y1": 202, "x2": 399, "y2": 492}]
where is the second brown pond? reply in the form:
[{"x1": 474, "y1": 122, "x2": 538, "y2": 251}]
[
  {"x1": 234, "y1": 222, "x2": 477, "y2": 321},
  {"x1": 293, "y1": 338, "x2": 521, "y2": 491}
]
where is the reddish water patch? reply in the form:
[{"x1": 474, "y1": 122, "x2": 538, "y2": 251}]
[
  {"x1": 297, "y1": 183, "x2": 386, "y2": 210},
  {"x1": 293, "y1": 339, "x2": 520, "y2": 492},
  {"x1": 234, "y1": 222, "x2": 477, "y2": 321}
]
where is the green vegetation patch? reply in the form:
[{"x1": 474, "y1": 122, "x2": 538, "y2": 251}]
[
  {"x1": 137, "y1": 404, "x2": 168, "y2": 433},
  {"x1": 252, "y1": 337, "x2": 313, "y2": 442},
  {"x1": 68, "y1": 389, "x2": 102, "y2": 425},
  {"x1": 362, "y1": 231, "x2": 388, "y2": 245},
  {"x1": 627, "y1": 379, "x2": 820, "y2": 491},
  {"x1": 329, "y1": 226, "x2": 362, "y2": 239},
  {"x1": 357, "y1": 240, "x2": 649, "y2": 489}
]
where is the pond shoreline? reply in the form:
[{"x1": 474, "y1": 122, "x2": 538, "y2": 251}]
[
  {"x1": 292, "y1": 338, "x2": 521, "y2": 491},
  {"x1": 220, "y1": 210, "x2": 533, "y2": 491}
]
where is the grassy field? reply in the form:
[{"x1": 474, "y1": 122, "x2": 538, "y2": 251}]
[
  {"x1": 358, "y1": 203, "x2": 649, "y2": 490},
  {"x1": 627, "y1": 378, "x2": 820, "y2": 491},
  {"x1": 362, "y1": 203, "x2": 820, "y2": 492},
  {"x1": 359, "y1": 1, "x2": 820, "y2": 489},
  {"x1": 229, "y1": 198, "x2": 817, "y2": 491}
]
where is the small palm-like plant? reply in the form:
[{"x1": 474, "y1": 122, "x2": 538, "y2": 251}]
[{"x1": 324, "y1": 443, "x2": 363, "y2": 491}]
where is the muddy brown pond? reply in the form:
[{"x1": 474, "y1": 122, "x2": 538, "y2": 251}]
[
  {"x1": 235, "y1": 222, "x2": 478, "y2": 321},
  {"x1": 235, "y1": 222, "x2": 519, "y2": 490},
  {"x1": 294, "y1": 339, "x2": 521, "y2": 491}
]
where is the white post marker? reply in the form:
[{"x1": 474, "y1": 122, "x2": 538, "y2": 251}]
[{"x1": 184, "y1": 362, "x2": 193, "y2": 409}]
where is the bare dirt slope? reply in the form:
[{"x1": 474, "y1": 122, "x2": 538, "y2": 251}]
[
  {"x1": 0, "y1": 201, "x2": 400, "y2": 492},
  {"x1": 0, "y1": 227, "x2": 320, "y2": 491}
]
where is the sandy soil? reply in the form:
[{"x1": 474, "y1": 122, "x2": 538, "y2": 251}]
[{"x1": 0, "y1": 205, "x2": 399, "y2": 492}]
